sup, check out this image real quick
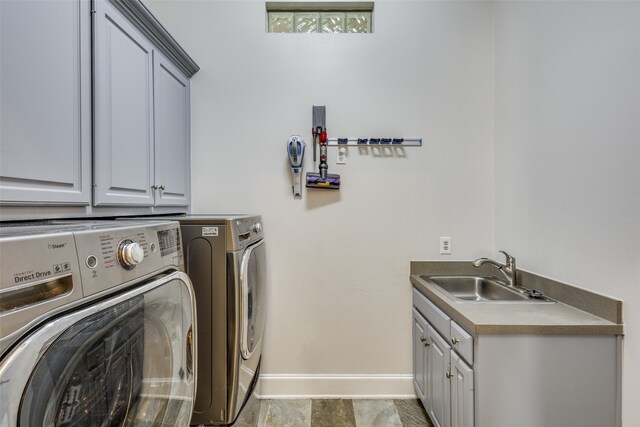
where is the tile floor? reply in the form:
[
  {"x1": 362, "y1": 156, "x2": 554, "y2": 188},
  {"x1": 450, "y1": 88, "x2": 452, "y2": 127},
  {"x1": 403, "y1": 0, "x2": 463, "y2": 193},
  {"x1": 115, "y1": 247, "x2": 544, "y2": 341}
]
[{"x1": 234, "y1": 397, "x2": 434, "y2": 427}]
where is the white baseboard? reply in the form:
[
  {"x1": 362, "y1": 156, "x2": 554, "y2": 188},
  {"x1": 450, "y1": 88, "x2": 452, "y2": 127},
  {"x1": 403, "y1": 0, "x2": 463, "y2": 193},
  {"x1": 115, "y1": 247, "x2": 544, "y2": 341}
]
[{"x1": 255, "y1": 374, "x2": 416, "y2": 399}]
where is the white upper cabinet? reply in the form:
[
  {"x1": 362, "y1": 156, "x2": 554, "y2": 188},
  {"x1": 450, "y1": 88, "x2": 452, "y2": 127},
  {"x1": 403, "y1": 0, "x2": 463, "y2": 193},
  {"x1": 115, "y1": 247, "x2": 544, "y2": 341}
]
[
  {"x1": 93, "y1": 0, "x2": 155, "y2": 206},
  {"x1": 153, "y1": 52, "x2": 191, "y2": 207},
  {"x1": 0, "y1": 0, "x2": 91, "y2": 205},
  {"x1": 93, "y1": 0, "x2": 194, "y2": 207},
  {"x1": 0, "y1": 0, "x2": 198, "y2": 215}
]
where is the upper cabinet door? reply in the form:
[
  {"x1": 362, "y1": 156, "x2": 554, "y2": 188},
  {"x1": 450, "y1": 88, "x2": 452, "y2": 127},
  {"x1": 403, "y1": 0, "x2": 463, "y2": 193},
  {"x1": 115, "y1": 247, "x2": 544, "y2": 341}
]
[
  {"x1": 93, "y1": 0, "x2": 155, "y2": 206},
  {"x1": 0, "y1": 0, "x2": 91, "y2": 205},
  {"x1": 153, "y1": 52, "x2": 190, "y2": 207}
]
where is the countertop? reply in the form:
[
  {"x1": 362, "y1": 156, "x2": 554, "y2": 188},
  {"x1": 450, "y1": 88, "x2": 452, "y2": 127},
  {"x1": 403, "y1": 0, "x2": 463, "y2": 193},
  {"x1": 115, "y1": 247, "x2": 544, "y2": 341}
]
[{"x1": 410, "y1": 262, "x2": 623, "y2": 335}]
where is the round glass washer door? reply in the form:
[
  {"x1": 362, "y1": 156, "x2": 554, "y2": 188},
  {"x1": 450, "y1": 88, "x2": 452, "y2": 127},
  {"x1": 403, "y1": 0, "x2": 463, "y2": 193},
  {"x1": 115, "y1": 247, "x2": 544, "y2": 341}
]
[
  {"x1": 0, "y1": 272, "x2": 196, "y2": 427},
  {"x1": 240, "y1": 240, "x2": 266, "y2": 360}
]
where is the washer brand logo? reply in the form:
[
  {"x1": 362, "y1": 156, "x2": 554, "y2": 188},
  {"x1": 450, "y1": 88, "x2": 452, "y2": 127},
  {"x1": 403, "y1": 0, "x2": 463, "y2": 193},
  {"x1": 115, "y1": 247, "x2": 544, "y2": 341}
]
[
  {"x1": 14, "y1": 270, "x2": 52, "y2": 283},
  {"x1": 48, "y1": 243, "x2": 67, "y2": 249}
]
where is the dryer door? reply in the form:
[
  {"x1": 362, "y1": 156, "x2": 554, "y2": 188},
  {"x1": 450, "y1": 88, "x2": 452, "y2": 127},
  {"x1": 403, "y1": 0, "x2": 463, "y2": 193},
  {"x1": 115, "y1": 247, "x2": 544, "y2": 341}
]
[
  {"x1": 0, "y1": 271, "x2": 197, "y2": 427},
  {"x1": 240, "y1": 240, "x2": 266, "y2": 360}
]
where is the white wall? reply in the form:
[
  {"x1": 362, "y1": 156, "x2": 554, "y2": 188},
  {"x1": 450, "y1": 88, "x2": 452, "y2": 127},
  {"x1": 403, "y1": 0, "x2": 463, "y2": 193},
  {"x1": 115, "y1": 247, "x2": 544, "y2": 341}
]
[
  {"x1": 493, "y1": 1, "x2": 640, "y2": 424},
  {"x1": 145, "y1": 0, "x2": 640, "y2": 416},
  {"x1": 145, "y1": 0, "x2": 495, "y2": 396}
]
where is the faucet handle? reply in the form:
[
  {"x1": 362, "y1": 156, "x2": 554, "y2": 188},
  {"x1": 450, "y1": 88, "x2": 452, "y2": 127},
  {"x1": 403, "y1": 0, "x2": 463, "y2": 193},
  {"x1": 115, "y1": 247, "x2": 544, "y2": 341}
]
[{"x1": 499, "y1": 250, "x2": 516, "y2": 267}]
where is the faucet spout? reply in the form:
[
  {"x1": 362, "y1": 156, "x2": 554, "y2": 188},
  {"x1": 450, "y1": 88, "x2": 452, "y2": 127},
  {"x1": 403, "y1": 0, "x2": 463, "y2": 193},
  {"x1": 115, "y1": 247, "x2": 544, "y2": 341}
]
[
  {"x1": 472, "y1": 257, "x2": 498, "y2": 268},
  {"x1": 472, "y1": 251, "x2": 518, "y2": 287}
]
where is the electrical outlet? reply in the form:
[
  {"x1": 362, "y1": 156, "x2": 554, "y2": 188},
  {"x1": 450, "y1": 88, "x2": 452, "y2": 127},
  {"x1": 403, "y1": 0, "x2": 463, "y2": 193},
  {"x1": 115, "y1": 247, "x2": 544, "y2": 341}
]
[
  {"x1": 337, "y1": 147, "x2": 346, "y2": 165},
  {"x1": 440, "y1": 237, "x2": 452, "y2": 255}
]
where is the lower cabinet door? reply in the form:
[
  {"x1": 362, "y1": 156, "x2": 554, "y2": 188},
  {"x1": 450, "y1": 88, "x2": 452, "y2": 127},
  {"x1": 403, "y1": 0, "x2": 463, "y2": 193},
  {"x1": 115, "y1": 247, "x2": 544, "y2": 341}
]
[
  {"x1": 412, "y1": 309, "x2": 429, "y2": 402},
  {"x1": 428, "y1": 325, "x2": 451, "y2": 427},
  {"x1": 450, "y1": 351, "x2": 474, "y2": 427}
]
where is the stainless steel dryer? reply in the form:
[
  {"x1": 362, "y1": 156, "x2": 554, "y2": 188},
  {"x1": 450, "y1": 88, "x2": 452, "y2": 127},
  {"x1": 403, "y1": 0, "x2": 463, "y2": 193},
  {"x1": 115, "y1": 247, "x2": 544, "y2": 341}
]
[
  {"x1": 127, "y1": 214, "x2": 266, "y2": 426},
  {"x1": 0, "y1": 220, "x2": 197, "y2": 426}
]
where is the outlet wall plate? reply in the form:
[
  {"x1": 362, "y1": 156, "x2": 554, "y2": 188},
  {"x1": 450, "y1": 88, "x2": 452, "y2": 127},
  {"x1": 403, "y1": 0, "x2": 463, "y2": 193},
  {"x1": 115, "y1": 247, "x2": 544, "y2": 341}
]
[{"x1": 440, "y1": 237, "x2": 452, "y2": 255}]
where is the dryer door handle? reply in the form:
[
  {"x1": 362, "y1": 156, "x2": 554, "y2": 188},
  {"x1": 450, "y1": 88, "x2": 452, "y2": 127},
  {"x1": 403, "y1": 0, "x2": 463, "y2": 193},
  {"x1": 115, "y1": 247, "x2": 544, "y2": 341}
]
[{"x1": 186, "y1": 324, "x2": 194, "y2": 376}]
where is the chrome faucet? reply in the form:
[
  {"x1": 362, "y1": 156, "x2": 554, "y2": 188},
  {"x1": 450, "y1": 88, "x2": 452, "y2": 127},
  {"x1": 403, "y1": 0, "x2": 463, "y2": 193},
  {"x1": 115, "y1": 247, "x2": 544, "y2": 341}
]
[{"x1": 473, "y1": 250, "x2": 518, "y2": 287}]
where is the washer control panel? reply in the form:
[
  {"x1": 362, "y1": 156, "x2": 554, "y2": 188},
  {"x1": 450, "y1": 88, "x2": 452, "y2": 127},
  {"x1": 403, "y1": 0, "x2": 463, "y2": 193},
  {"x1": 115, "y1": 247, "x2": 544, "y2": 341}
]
[
  {"x1": 0, "y1": 220, "x2": 184, "y2": 354},
  {"x1": 157, "y1": 227, "x2": 181, "y2": 257},
  {"x1": 73, "y1": 221, "x2": 183, "y2": 297}
]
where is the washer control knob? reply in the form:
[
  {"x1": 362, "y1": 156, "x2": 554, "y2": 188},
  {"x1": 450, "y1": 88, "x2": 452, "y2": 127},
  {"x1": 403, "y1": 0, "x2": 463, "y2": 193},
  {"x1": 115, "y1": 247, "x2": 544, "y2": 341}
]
[
  {"x1": 252, "y1": 223, "x2": 262, "y2": 234},
  {"x1": 118, "y1": 240, "x2": 144, "y2": 269}
]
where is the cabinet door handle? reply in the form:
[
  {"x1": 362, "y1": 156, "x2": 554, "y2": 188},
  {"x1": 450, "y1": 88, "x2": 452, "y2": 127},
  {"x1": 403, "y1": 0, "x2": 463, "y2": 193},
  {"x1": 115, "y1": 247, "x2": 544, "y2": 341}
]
[
  {"x1": 446, "y1": 371, "x2": 453, "y2": 379},
  {"x1": 451, "y1": 337, "x2": 460, "y2": 345},
  {"x1": 151, "y1": 184, "x2": 158, "y2": 190},
  {"x1": 420, "y1": 336, "x2": 426, "y2": 343},
  {"x1": 159, "y1": 184, "x2": 165, "y2": 191}
]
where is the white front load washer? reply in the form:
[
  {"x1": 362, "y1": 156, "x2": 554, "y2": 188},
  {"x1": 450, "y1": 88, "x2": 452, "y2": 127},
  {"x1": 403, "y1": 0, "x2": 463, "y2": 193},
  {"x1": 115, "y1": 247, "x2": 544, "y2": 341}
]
[{"x1": 0, "y1": 220, "x2": 197, "y2": 426}]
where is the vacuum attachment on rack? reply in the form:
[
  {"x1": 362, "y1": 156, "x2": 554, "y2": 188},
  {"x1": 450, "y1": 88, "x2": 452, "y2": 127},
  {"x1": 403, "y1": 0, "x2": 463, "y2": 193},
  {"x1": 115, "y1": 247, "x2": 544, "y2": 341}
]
[
  {"x1": 307, "y1": 105, "x2": 340, "y2": 190},
  {"x1": 306, "y1": 172, "x2": 341, "y2": 189},
  {"x1": 312, "y1": 106, "x2": 325, "y2": 163}
]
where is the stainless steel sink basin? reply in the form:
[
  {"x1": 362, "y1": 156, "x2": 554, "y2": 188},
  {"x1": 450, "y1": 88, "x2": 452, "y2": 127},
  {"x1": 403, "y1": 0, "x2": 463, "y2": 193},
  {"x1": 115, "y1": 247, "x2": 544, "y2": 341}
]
[{"x1": 420, "y1": 275, "x2": 555, "y2": 303}]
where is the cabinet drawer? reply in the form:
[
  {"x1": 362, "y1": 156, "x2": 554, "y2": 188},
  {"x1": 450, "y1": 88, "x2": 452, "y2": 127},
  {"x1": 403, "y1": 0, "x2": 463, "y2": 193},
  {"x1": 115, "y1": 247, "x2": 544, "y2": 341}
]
[
  {"x1": 412, "y1": 289, "x2": 451, "y2": 340},
  {"x1": 450, "y1": 321, "x2": 473, "y2": 365}
]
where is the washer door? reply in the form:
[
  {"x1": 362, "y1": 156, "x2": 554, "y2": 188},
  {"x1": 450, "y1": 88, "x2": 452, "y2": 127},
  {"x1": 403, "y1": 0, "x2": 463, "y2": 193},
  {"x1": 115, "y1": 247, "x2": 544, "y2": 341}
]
[
  {"x1": 0, "y1": 272, "x2": 197, "y2": 426},
  {"x1": 240, "y1": 240, "x2": 266, "y2": 360}
]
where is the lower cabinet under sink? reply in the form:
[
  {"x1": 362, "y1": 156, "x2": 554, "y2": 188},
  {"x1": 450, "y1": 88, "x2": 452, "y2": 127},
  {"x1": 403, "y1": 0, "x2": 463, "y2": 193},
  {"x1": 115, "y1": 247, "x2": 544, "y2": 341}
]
[{"x1": 412, "y1": 288, "x2": 621, "y2": 427}]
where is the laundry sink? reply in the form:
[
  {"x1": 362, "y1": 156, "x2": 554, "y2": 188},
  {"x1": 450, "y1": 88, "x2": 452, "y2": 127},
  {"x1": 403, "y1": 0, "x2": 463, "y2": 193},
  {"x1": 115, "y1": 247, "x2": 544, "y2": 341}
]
[{"x1": 420, "y1": 275, "x2": 554, "y2": 303}]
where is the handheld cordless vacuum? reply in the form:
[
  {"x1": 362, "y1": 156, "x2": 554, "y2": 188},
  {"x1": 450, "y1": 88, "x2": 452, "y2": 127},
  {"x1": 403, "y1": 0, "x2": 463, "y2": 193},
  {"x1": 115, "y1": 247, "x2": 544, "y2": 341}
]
[
  {"x1": 287, "y1": 135, "x2": 305, "y2": 197},
  {"x1": 306, "y1": 105, "x2": 340, "y2": 189}
]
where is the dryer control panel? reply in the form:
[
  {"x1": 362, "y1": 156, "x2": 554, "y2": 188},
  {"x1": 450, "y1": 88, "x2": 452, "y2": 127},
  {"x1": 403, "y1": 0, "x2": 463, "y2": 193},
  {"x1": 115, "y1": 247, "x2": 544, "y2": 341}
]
[{"x1": 228, "y1": 216, "x2": 263, "y2": 251}]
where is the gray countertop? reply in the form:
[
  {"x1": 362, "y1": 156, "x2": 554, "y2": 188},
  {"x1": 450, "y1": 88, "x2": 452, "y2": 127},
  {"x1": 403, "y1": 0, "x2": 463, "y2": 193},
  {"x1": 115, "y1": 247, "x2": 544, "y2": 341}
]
[{"x1": 411, "y1": 261, "x2": 623, "y2": 335}]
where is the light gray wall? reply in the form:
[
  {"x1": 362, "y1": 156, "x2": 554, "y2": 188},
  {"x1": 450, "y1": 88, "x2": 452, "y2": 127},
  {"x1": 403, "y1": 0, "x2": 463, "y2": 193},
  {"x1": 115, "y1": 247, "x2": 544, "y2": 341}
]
[
  {"x1": 493, "y1": 1, "x2": 640, "y2": 423},
  {"x1": 145, "y1": 0, "x2": 495, "y2": 395}
]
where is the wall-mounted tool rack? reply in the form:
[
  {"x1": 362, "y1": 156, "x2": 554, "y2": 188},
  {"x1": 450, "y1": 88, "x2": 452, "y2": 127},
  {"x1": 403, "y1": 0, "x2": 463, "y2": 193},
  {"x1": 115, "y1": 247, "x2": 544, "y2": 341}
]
[{"x1": 327, "y1": 138, "x2": 423, "y2": 146}]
